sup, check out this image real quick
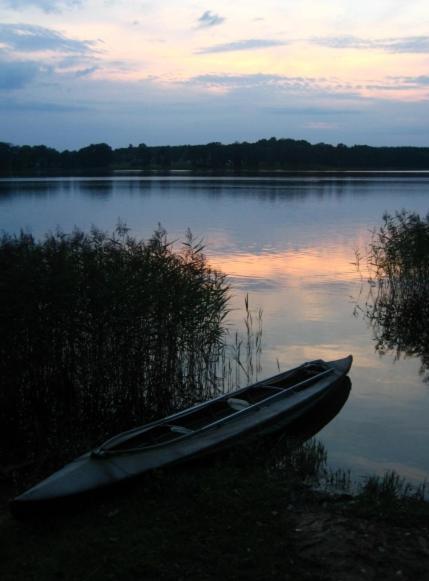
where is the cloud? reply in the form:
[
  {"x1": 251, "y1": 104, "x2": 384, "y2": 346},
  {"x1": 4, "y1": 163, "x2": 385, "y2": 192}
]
[
  {"x1": 395, "y1": 75, "x2": 429, "y2": 86},
  {"x1": 197, "y1": 38, "x2": 286, "y2": 54},
  {"x1": 2, "y1": 70, "x2": 429, "y2": 149},
  {"x1": 57, "y1": 54, "x2": 96, "y2": 68},
  {"x1": 0, "y1": 58, "x2": 41, "y2": 89},
  {"x1": 74, "y1": 65, "x2": 98, "y2": 78},
  {"x1": 0, "y1": 25, "x2": 100, "y2": 93},
  {"x1": 190, "y1": 73, "x2": 286, "y2": 86},
  {"x1": 266, "y1": 106, "x2": 361, "y2": 116},
  {"x1": 386, "y1": 37, "x2": 429, "y2": 53},
  {"x1": 197, "y1": 10, "x2": 225, "y2": 28},
  {"x1": 311, "y1": 35, "x2": 372, "y2": 50},
  {"x1": 0, "y1": 98, "x2": 89, "y2": 111},
  {"x1": 303, "y1": 121, "x2": 337, "y2": 130},
  {"x1": 0, "y1": 0, "x2": 81, "y2": 13},
  {"x1": 312, "y1": 35, "x2": 429, "y2": 54},
  {"x1": 186, "y1": 73, "x2": 378, "y2": 106},
  {"x1": 0, "y1": 63, "x2": 39, "y2": 90},
  {"x1": 0, "y1": 52, "x2": 100, "y2": 92},
  {"x1": 187, "y1": 73, "x2": 327, "y2": 93},
  {"x1": 376, "y1": 76, "x2": 429, "y2": 91},
  {"x1": 0, "y1": 23, "x2": 96, "y2": 53}
]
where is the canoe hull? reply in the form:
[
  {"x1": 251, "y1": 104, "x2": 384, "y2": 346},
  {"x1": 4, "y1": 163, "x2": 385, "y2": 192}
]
[{"x1": 11, "y1": 355, "x2": 352, "y2": 513}]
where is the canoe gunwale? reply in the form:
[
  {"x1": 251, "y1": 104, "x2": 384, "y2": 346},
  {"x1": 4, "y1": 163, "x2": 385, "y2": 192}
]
[
  {"x1": 11, "y1": 355, "x2": 353, "y2": 510},
  {"x1": 94, "y1": 366, "x2": 337, "y2": 457}
]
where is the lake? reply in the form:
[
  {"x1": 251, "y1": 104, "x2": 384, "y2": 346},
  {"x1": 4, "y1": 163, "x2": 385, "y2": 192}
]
[{"x1": 1, "y1": 174, "x2": 429, "y2": 485}]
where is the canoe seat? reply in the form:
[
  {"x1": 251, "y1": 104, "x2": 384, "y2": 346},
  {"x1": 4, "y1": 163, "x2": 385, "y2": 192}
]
[
  {"x1": 172, "y1": 401, "x2": 235, "y2": 430},
  {"x1": 227, "y1": 397, "x2": 251, "y2": 411},
  {"x1": 230, "y1": 386, "x2": 282, "y2": 404},
  {"x1": 170, "y1": 425, "x2": 194, "y2": 435}
]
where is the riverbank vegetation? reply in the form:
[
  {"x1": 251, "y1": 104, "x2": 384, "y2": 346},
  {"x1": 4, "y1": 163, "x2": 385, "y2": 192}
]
[
  {"x1": 359, "y1": 210, "x2": 429, "y2": 376},
  {"x1": 1, "y1": 219, "x2": 429, "y2": 579},
  {"x1": 0, "y1": 226, "x2": 230, "y2": 478},
  {"x1": 2, "y1": 137, "x2": 429, "y2": 174},
  {"x1": 1, "y1": 438, "x2": 428, "y2": 581}
]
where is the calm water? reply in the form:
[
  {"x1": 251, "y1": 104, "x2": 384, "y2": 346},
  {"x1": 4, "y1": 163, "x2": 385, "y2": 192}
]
[{"x1": 1, "y1": 175, "x2": 429, "y2": 484}]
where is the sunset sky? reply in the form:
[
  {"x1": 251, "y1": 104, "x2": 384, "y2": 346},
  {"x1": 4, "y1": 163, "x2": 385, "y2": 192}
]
[{"x1": 1, "y1": 0, "x2": 429, "y2": 149}]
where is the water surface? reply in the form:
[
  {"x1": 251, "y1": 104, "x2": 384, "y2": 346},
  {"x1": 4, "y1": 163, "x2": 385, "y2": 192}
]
[{"x1": 1, "y1": 175, "x2": 429, "y2": 484}]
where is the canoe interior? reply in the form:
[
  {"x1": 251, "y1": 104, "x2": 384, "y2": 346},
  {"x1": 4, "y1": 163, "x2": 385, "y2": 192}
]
[
  {"x1": 106, "y1": 360, "x2": 329, "y2": 452},
  {"x1": 264, "y1": 362, "x2": 328, "y2": 389}
]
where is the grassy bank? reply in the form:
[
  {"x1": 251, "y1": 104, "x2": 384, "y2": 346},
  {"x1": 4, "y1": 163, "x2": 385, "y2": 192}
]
[{"x1": 1, "y1": 438, "x2": 428, "y2": 581}]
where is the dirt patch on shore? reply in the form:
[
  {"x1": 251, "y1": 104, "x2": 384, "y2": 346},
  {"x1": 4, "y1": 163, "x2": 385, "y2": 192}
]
[
  {"x1": 1, "y1": 473, "x2": 429, "y2": 581},
  {"x1": 290, "y1": 497, "x2": 429, "y2": 581}
]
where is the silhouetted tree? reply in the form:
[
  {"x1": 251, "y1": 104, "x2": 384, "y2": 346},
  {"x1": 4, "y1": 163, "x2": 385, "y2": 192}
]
[
  {"x1": 77, "y1": 143, "x2": 113, "y2": 169},
  {"x1": 2, "y1": 138, "x2": 429, "y2": 174}
]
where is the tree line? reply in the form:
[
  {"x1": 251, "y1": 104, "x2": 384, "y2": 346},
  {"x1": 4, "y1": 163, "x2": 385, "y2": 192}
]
[{"x1": 1, "y1": 137, "x2": 429, "y2": 174}]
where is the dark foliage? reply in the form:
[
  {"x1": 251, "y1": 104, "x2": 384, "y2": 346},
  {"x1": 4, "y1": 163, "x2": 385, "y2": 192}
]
[
  {"x1": 0, "y1": 227, "x2": 229, "y2": 468},
  {"x1": 363, "y1": 211, "x2": 429, "y2": 376},
  {"x1": 2, "y1": 137, "x2": 429, "y2": 174}
]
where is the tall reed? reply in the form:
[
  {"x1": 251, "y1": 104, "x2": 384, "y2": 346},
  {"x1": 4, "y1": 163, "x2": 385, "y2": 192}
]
[
  {"x1": 0, "y1": 226, "x2": 230, "y2": 468},
  {"x1": 215, "y1": 294, "x2": 263, "y2": 392}
]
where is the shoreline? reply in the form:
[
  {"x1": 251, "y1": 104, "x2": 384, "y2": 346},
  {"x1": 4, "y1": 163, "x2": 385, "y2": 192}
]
[
  {"x1": 1, "y1": 447, "x2": 428, "y2": 581},
  {"x1": 2, "y1": 169, "x2": 429, "y2": 180}
]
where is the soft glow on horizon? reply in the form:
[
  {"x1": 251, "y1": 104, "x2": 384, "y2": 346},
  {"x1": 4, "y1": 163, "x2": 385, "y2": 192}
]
[{"x1": 1, "y1": 0, "x2": 429, "y2": 147}]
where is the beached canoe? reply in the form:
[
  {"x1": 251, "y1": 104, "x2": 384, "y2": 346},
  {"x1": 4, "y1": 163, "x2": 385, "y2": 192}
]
[{"x1": 11, "y1": 355, "x2": 352, "y2": 512}]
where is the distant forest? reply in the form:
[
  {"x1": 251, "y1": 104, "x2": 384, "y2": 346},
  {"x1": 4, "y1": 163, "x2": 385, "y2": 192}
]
[{"x1": 1, "y1": 138, "x2": 429, "y2": 174}]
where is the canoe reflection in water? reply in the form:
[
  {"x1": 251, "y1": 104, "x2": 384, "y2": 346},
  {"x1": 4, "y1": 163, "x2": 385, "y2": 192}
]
[
  {"x1": 261, "y1": 376, "x2": 352, "y2": 477},
  {"x1": 286, "y1": 375, "x2": 351, "y2": 441},
  {"x1": 11, "y1": 355, "x2": 352, "y2": 515}
]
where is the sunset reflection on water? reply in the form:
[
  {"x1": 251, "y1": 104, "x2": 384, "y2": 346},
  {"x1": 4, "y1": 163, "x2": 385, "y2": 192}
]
[
  {"x1": 208, "y1": 239, "x2": 363, "y2": 363},
  {"x1": 2, "y1": 175, "x2": 429, "y2": 484}
]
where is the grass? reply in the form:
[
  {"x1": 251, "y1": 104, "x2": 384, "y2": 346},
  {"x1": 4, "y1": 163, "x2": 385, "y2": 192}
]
[
  {"x1": 349, "y1": 471, "x2": 429, "y2": 524},
  {"x1": 1, "y1": 437, "x2": 428, "y2": 581},
  {"x1": 0, "y1": 440, "x2": 318, "y2": 581},
  {"x1": 362, "y1": 470, "x2": 427, "y2": 502}
]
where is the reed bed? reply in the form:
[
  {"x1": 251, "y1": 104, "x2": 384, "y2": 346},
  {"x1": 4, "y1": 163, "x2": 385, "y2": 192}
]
[
  {"x1": 0, "y1": 226, "x2": 231, "y2": 470},
  {"x1": 367, "y1": 210, "x2": 429, "y2": 282},
  {"x1": 360, "y1": 211, "x2": 429, "y2": 374}
]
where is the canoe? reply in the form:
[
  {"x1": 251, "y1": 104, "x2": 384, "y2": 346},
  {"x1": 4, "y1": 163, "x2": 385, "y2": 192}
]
[{"x1": 11, "y1": 355, "x2": 352, "y2": 512}]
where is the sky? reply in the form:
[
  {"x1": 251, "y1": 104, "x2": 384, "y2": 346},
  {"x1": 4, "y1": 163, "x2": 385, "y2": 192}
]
[{"x1": 1, "y1": 0, "x2": 429, "y2": 149}]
